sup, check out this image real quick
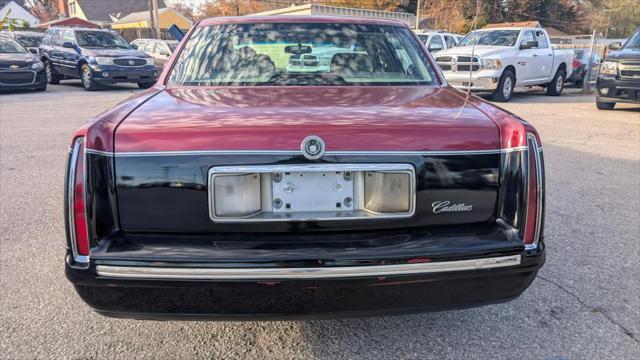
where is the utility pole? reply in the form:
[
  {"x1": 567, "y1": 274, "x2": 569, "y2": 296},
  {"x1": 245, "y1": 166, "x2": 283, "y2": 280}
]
[
  {"x1": 148, "y1": 0, "x2": 160, "y2": 39},
  {"x1": 415, "y1": 0, "x2": 421, "y2": 30}
]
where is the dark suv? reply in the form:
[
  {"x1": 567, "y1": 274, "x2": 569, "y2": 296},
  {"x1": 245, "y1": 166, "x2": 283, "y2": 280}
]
[
  {"x1": 596, "y1": 28, "x2": 640, "y2": 110},
  {"x1": 40, "y1": 27, "x2": 157, "y2": 91}
]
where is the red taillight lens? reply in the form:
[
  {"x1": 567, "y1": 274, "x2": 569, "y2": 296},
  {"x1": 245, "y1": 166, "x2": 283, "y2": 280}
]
[
  {"x1": 523, "y1": 133, "x2": 542, "y2": 249},
  {"x1": 69, "y1": 137, "x2": 90, "y2": 260},
  {"x1": 572, "y1": 59, "x2": 581, "y2": 69}
]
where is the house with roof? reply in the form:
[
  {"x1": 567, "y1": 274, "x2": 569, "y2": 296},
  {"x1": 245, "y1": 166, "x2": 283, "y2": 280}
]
[
  {"x1": 0, "y1": 1, "x2": 39, "y2": 27},
  {"x1": 111, "y1": 7, "x2": 191, "y2": 31},
  {"x1": 65, "y1": 0, "x2": 166, "y2": 26}
]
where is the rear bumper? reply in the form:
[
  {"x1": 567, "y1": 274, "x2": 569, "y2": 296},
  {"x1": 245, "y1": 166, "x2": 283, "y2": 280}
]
[{"x1": 66, "y1": 224, "x2": 545, "y2": 320}]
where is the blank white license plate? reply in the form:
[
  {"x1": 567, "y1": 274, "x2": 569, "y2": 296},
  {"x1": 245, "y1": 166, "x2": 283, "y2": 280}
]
[{"x1": 271, "y1": 171, "x2": 355, "y2": 212}]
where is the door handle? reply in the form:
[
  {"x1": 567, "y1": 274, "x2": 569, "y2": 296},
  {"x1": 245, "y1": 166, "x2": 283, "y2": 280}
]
[
  {"x1": 533, "y1": 54, "x2": 539, "y2": 57},
  {"x1": 547, "y1": 53, "x2": 552, "y2": 56}
]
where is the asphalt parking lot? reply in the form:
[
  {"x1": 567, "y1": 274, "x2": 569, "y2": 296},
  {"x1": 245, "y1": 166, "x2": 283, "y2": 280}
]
[{"x1": 1, "y1": 82, "x2": 639, "y2": 359}]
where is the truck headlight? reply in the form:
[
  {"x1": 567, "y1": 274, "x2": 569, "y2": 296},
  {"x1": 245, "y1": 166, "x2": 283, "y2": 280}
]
[
  {"x1": 145, "y1": 58, "x2": 155, "y2": 65},
  {"x1": 481, "y1": 59, "x2": 502, "y2": 70},
  {"x1": 94, "y1": 57, "x2": 114, "y2": 65},
  {"x1": 31, "y1": 61, "x2": 43, "y2": 70},
  {"x1": 213, "y1": 174, "x2": 262, "y2": 217},
  {"x1": 600, "y1": 61, "x2": 618, "y2": 75}
]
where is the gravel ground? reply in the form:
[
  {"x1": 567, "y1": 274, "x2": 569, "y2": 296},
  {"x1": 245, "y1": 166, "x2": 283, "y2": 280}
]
[{"x1": 1, "y1": 82, "x2": 639, "y2": 359}]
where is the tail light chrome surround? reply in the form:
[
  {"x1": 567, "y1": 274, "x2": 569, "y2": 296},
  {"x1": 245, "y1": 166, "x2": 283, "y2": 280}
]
[
  {"x1": 67, "y1": 137, "x2": 90, "y2": 266},
  {"x1": 524, "y1": 133, "x2": 543, "y2": 250}
]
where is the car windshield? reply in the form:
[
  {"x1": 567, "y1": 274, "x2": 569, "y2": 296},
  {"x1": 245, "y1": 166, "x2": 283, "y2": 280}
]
[
  {"x1": 15, "y1": 34, "x2": 42, "y2": 47},
  {"x1": 457, "y1": 30, "x2": 520, "y2": 47},
  {"x1": 168, "y1": 23, "x2": 437, "y2": 86},
  {"x1": 623, "y1": 30, "x2": 640, "y2": 49},
  {"x1": 76, "y1": 31, "x2": 130, "y2": 49},
  {"x1": 0, "y1": 36, "x2": 27, "y2": 53}
]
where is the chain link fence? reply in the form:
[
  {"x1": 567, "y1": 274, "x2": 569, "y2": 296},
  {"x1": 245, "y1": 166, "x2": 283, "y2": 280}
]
[{"x1": 549, "y1": 33, "x2": 627, "y2": 92}]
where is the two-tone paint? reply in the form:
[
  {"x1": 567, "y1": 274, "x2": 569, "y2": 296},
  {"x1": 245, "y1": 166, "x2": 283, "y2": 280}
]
[{"x1": 65, "y1": 15, "x2": 546, "y2": 319}]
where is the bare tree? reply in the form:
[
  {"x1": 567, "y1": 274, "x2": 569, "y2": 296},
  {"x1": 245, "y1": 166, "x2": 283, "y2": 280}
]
[{"x1": 24, "y1": 0, "x2": 61, "y2": 22}]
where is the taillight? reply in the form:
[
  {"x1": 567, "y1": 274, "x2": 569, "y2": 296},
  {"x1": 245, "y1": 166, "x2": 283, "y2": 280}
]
[
  {"x1": 523, "y1": 133, "x2": 543, "y2": 250},
  {"x1": 572, "y1": 59, "x2": 581, "y2": 69},
  {"x1": 68, "y1": 137, "x2": 90, "y2": 264}
]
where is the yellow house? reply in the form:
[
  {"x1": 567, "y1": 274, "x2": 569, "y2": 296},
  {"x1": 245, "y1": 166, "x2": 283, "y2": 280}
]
[{"x1": 111, "y1": 7, "x2": 192, "y2": 30}]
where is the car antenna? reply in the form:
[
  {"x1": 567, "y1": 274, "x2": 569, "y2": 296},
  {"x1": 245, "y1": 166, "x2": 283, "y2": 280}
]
[{"x1": 455, "y1": 0, "x2": 481, "y2": 119}]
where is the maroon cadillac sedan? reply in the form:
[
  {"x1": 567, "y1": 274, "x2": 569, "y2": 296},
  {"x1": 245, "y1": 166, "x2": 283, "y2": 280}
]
[{"x1": 65, "y1": 16, "x2": 545, "y2": 319}]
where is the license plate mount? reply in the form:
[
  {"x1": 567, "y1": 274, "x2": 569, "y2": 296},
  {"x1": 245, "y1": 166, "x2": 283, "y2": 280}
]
[{"x1": 271, "y1": 171, "x2": 355, "y2": 213}]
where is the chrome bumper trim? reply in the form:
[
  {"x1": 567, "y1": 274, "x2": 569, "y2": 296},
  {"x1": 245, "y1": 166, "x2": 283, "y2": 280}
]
[{"x1": 95, "y1": 255, "x2": 521, "y2": 280}]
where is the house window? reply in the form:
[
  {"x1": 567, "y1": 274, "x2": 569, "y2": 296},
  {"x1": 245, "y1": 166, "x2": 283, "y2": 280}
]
[{"x1": 69, "y1": 2, "x2": 76, "y2": 15}]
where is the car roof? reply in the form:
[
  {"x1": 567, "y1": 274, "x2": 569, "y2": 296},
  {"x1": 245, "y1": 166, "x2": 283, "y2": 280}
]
[
  {"x1": 199, "y1": 15, "x2": 408, "y2": 28},
  {"x1": 133, "y1": 38, "x2": 177, "y2": 43}
]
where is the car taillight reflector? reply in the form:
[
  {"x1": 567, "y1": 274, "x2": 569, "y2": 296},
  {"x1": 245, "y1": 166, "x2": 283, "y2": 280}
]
[
  {"x1": 524, "y1": 133, "x2": 543, "y2": 250},
  {"x1": 68, "y1": 137, "x2": 90, "y2": 262}
]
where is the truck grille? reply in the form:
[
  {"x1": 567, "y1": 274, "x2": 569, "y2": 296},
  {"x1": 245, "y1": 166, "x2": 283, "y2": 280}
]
[
  {"x1": 0, "y1": 70, "x2": 35, "y2": 85},
  {"x1": 113, "y1": 58, "x2": 147, "y2": 67},
  {"x1": 435, "y1": 55, "x2": 480, "y2": 72},
  {"x1": 619, "y1": 62, "x2": 640, "y2": 79}
]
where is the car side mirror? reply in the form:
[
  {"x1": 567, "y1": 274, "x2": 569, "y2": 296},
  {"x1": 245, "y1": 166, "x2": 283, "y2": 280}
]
[
  {"x1": 130, "y1": 44, "x2": 138, "y2": 50},
  {"x1": 62, "y1": 41, "x2": 75, "y2": 49},
  {"x1": 608, "y1": 42, "x2": 622, "y2": 51},
  {"x1": 428, "y1": 43, "x2": 443, "y2": 52},
  {"x1": 520, "y1": 40, "x2": 538, "y2": 50},
  {"x1": 28, "y1": 48, "x2": 38, "y2": 55}
]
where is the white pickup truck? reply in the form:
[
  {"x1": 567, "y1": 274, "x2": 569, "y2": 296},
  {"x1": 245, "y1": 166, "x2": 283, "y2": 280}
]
[{"x1": 434, "y1": 27, "x2": 574, "y2": 101}]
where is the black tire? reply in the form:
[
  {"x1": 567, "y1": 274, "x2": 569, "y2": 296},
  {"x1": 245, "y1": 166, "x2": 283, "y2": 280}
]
[
  {"x1": 596, "y1": 101, "x2": 615, "y2": 110},
  {"x1": 547, "y1": 69, "x2": 565, "y2": 96},
  {"x1": 44, "y1": 60, "x2": 60, "y2": 85},
  {"x1": 492, "y1": 69, "x2": 515, "y2": 102},
  {"x1": 35, "y1": 82, "x2": 47, "y2": 91},
  {"x1": 137, "y1": 82, "x2": 154, "y2": 89},
  {"x1": 81, "y1": 64, "x2": 100, "y2": 91}
]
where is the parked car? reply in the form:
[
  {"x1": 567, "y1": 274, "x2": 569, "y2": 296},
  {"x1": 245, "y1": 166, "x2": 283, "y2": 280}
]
[
  {"x1": 567, "y1": 49, "x2": 601, "y2": 87},
  {"x1": 40, "y1": 27, "x2": 158, "y2": 91},
  {"x1": 2, "y1": 30, "x2": 44, "y2": 56},
  {"x1": 434, "y1": 27, "x2": 574, "y2": 101},
  {"x1": 65, "y1": 16, "x2": 546, "y2": 320},
  {"x1": 0, "y1": 33, "x2": 46, "y2": 91},
  {"x1": 131, "y1": 38, "x2": 178, "y2": 72},
  {"x1": 415, "y1": 31, "x2": 462, "y2": 54},
  {"x1": 596, "y1": 28, "x2": 640, "y2": 110}
]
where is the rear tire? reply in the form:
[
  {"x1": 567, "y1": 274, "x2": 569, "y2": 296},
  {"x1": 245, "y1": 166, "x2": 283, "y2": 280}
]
[
  {"x1": 492, "y1": 69, "x2": 515, "y2": 102},
  {"x1": 137, "y1": 82, "x2": 154, "y2": 89},
  {"x1": 596, "y1": 101, "x2": 615, "y2": 110},
  {"x1": 45, "y1": 60, "x2": 60, "y2": 85},
  {"x1": 81, "y1": 64, "x2": 100, "y2": 91},
  {"x1": 547, "y1": 69, "x2": 565, "y2": 96}
]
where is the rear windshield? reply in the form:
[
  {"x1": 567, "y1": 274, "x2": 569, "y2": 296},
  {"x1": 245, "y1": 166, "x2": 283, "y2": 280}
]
[
  {"x1": 168, "y1": 23, "x2": 438, "y2": 86},
  {"x1": 458, "y1": 30, "x2": 520, "y2": 47},
  {"x1": 76, "y1": 31, "x2": 130, "y2": 49}
]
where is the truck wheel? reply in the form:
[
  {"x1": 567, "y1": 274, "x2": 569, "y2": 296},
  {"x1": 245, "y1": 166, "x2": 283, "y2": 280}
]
[
  {"x1": 596, "y1": 101, "x2": 615, "y2": 110},
  {"x1": 45, "y1": 60, "x2": 60, "y2": 85},
  {"x1": 81, "y1": 64, "x2": 100, "y2": 91},
  {"x1": 547, "y1": 69, "x2": 565, "y2": 96},
  {"x1": 492, "y1": 69, "x2": 515, "y2": 102}
]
